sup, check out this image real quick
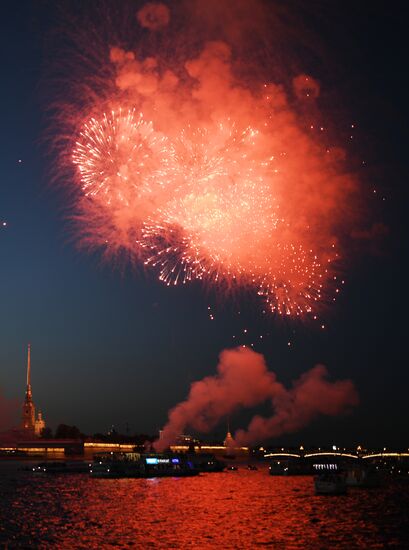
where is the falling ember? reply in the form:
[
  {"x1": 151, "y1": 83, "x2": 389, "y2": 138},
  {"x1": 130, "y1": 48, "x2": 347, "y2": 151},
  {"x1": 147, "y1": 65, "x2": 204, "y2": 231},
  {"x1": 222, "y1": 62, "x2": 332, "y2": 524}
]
[{"x1": 62, "y1": 3, "x2": 360, "y2": 318}]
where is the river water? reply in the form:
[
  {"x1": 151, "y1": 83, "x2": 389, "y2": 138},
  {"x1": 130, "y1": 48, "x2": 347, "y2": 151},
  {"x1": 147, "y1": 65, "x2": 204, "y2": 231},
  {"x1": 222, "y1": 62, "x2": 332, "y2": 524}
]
[{"x1": 1, "y1": 461, "x2": 408, "y2": 549}]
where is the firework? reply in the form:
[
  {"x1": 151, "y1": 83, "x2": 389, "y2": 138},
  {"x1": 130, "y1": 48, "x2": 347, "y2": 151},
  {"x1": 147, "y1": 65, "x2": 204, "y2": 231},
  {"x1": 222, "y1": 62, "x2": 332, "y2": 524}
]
[
  {"x1": 139, "y1": 119, "x2": 337, "y2": 315},
  {"x1": 72, "y1": 108, "x2": 174, "y2": 210},
  {"x1": 72, "y1": 112, "x2": 345, "y2": 315},
  {"x1": 72, "y1": 108, "x2": 180, "y2": 256},
  {"x1": 65, "y1": 13, "x2": 358, "y2": 318},
  {"x1": 141, "y1": 121, "x2": 280, "y2": 285}
]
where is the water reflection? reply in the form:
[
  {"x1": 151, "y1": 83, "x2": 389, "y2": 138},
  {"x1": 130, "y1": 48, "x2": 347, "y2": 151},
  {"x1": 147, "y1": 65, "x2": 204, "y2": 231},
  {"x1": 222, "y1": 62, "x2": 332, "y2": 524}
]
[{"x1": 0, "y1": 462, "x2": 408, "y2": 548}]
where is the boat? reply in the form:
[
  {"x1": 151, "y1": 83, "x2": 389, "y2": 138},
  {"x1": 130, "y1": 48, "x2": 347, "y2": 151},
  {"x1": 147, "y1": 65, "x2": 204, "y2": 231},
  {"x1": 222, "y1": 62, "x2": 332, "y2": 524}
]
[
  {"x1": 144, "y1": 454, "x2": 199, "y2": 477},
  {"x1": 269, "y1": 458, "x2": 313, "y2": 476},
  {"x1": 188, "y1": 453, "x2": 225, "y2": 473},
  {"x1": 90, "y1": 459, "x2": 132, "y2": 478},
  {"x1": 227, "y1": 465, "x2": 238, "y2": 471},
  {"x1": 31, "y1": 461, "x2": 90, "y2": 474},
  {"x1": 314, "y1": 472, "x2": 347, "y2": 495},
  {"x1": 0, "y1": 449, "x2": 28, "y2": 458},
  {"x1": 247, "y1": 464, "x2": 258, "y2": 470},
  {"x1": 90, "y1": 452, "x2": 199, "y2": 479},
  {"x1": 346, "y1": 465, "x2": 381, "y2": 488}
]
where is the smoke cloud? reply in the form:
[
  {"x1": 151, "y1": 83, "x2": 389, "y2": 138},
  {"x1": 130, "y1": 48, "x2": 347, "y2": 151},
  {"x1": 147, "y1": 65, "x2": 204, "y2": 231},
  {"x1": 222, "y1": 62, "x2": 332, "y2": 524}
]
[
  {"x1": 136, "y1": 2, "x2": 170, "y2": 31},
  {"x1": 154, "y1": 347, "x2": 358, "y2": 450}
]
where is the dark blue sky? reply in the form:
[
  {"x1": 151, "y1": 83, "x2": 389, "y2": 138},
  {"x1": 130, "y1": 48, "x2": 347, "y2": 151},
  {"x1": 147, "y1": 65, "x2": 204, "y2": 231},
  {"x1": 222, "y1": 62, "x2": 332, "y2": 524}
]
[{"x1": 1, "y1": 1, "x2": 408, "y2": 446}]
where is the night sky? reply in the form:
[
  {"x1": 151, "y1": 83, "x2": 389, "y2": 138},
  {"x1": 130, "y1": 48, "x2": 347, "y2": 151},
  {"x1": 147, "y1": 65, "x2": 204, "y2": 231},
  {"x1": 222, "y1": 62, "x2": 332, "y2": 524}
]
[{"x1": 1, "y1": 1, "x2": 408, "y2": 447}]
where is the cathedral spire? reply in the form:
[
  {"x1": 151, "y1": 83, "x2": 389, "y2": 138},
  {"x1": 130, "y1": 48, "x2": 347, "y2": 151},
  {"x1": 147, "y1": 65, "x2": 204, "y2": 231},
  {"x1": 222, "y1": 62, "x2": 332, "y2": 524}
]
[
  {"x1": 22, "y1": 343, "x2": 35, "y2": 433},
  {"x1": 27, "y1": 343, "x2": 31, "y2": 389}
]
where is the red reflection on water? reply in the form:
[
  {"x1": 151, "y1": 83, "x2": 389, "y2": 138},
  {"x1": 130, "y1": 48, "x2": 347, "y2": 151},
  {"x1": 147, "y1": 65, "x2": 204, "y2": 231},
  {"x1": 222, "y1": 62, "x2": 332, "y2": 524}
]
[{"x1": 1, "y1": 464, "x2": 408, "y2": 548}]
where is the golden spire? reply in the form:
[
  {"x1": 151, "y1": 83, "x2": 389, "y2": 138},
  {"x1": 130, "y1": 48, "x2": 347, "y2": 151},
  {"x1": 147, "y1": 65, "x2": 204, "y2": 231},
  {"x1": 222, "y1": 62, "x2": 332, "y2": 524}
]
[
  {"x1": 22, "y1": 343, "x2": 35, "y2": 432},
  {"x1": 27, "y1": 343, "x2": 31, "y2": 389}
]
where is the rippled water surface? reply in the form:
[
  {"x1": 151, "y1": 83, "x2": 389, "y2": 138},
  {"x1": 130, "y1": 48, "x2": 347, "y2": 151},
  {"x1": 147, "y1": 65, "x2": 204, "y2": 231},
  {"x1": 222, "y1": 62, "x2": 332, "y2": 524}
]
[{"x1": 1, "y1": 461, "x2": 408, "y2": 548}]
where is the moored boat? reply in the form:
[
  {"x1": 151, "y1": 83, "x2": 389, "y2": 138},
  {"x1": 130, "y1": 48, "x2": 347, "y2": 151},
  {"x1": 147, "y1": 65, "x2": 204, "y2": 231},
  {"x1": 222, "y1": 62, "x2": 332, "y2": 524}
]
[
  {"x1": 269, "y1": 458, "x2": 313, "y2": 475},
  {"x1": 188, "y1": 453, "x2": 225, "y2": 473},
  {"x1": 314, "y1": 472, "x2": 347, "y2": 495},
  {"x1": 90, "y1": 452, "x2": 199, "y2": 478},
  {"x1": 346, "y1": 465, "x2": 381, "y2": 488},
  {"x1": 31, "y1": 461, "x2": 90, "y2": 474}
]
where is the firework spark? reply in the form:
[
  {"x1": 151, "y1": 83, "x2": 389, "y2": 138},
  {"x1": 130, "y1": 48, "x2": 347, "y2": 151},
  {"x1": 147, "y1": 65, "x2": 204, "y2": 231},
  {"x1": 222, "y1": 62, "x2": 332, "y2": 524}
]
[
  {"x1": 64, "y1": 4, "x2": 359, "y2": 318},
  {"x1": 139, "y1": 119, "x2": 338, "y2": 315},
  {"x1": 72, "y1": 108, "x2": 173, "y2": 206},
  {"x1": 141, "y1": 121, "x2": 280, "y2": 287}
]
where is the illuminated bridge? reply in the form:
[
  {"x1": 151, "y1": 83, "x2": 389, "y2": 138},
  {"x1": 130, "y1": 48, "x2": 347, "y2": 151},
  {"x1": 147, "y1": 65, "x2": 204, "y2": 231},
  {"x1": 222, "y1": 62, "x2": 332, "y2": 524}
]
[{"x1": 263, "y1": 450, "x2": 409, "y2": 461}]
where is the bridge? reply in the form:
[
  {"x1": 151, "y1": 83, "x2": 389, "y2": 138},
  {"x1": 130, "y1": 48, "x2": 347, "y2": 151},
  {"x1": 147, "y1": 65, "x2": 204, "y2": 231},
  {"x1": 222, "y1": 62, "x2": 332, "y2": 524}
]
[{"x1": 263, "y1": 450, "x2": 409, "y2": 460}]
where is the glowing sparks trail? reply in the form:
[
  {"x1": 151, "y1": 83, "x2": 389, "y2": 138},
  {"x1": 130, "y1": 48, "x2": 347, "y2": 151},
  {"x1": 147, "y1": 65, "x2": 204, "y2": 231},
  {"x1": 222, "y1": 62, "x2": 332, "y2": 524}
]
[
  {"x1": 73, "y1": 109, "x2": 174, "y2": 208},
  {"x1": 141, "y1": 121, "x2": 281, "y2": 288},
  {"x1": 66, "y1": 4, "x2": 359, "y2": 319}
]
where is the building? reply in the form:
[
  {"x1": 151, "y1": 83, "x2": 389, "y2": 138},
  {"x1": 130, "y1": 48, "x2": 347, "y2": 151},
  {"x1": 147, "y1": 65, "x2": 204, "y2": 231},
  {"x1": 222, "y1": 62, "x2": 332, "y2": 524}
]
[
  {"x1": 224, "y1": 429, "x2": 235, "y2": 448},
  {"x1": 21, "y1": 344, "x2": 46, "y2": 437},
  {"x1": 34, "y1": 411, "x2": 46, "y2": 436}
]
